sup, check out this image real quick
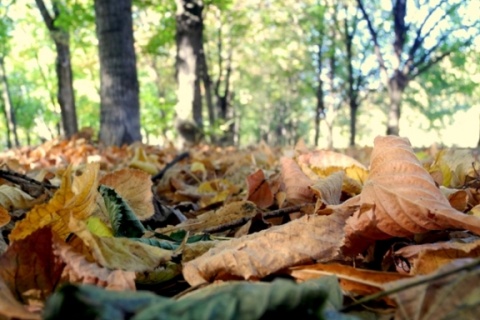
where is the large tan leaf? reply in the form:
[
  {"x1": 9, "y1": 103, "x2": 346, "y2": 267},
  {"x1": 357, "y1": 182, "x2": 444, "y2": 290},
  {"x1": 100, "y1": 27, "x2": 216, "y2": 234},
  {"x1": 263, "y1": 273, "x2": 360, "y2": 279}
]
[
  {"x1": 344, "y1": 136, "x2": 480, "y2": 253},
  {"x1": 53, "y1": 234, "x2": 136, "y2": 291},
  {"x1": 99, "y1": 168, "x2": 154, "y2": 220},
  {"x1": 0, "y1": 228, "x2": 64, "y2": 305},
  {"x1": 182, "y1": 205, "x2": 354, "y2": 286},
  {"x1": 69, "y1": 217, "x2": 173, "y2": 272},
  {"x1": 280, "y1": 157, "x2": 315, "y2": 205},
  {"x1": 394, "y1": 238, "x2": 480, "y2": 275},
  {"x1": 9, "y1": 163, "x2": 99, "y2": 241}
]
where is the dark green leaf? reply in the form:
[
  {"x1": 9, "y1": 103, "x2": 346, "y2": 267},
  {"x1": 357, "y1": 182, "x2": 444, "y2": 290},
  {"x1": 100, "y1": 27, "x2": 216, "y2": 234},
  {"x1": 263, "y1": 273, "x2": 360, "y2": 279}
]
[{"x1": 99, "y1": 185, "x2": 146, "y2": 238}]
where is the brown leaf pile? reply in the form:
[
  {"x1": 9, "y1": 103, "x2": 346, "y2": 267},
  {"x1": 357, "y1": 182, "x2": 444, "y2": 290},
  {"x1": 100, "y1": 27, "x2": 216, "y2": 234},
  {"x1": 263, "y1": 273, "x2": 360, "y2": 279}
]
[{"x1": 1, "y1": 133, "x2": 480, "y2": 318}]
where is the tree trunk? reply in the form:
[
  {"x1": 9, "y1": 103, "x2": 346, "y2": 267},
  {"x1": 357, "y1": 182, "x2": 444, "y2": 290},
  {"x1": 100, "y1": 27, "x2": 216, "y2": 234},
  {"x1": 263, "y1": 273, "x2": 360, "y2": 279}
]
[
  {"x1": 94, "y1": 0, "x2": 142, "y2": 146},
  {"x1": 174, "y1": 0, "x2": 204, "y2": 145},
  {"x1": 0, "y1": 56, "x2": 19, "y2": 148},
  {"x1": 386, "y1": 71, "x2": 408, "y2": 135},
  {"x1": 35, "y1": 0, "x2": 78, "y2": 138},
  {"x1": 314, "y1": 42, "x2": 324, "y2": 147}
]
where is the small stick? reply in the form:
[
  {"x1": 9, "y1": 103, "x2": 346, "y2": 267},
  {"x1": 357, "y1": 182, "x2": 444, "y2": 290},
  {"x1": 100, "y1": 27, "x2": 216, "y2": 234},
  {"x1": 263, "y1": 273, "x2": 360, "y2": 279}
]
[{"x1": 151, "y1": 152, "x2": 190, "y2": 182}]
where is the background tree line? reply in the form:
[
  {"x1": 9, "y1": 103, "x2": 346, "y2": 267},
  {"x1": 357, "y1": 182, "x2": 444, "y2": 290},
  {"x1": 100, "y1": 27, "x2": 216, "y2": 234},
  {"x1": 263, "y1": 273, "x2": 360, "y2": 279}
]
[{"x1": 0, "y1": 0, "x2": 478, "y2": 148}]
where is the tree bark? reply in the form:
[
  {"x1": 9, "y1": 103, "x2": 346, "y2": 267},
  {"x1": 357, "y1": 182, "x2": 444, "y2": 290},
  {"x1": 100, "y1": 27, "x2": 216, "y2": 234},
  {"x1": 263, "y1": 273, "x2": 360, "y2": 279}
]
[
  {"x1": 94, "y1": 0, "x2": 142, "y2": 146},
  {"x1": 174, "y1": 0, "x2": 204, "y2": 145},
  {"x1": 0, "y1": 56, "x2": 19, "y2": 148},
  {"x1": 35, "y1": 0, "x2": 78, "y2": 138}
]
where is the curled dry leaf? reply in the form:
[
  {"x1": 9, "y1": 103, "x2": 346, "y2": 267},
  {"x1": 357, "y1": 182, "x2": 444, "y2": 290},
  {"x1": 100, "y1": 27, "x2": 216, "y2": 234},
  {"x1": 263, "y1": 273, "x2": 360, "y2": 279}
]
[
  {"x1": 0, "y1": 185, "x2": 44, "y2": 210},
  {"x1": 280, "y1": 157, "x2": 315, "y2": 205},
  {"x1": 182, "y1": 206, "x2": 354, "y2": 286},
  {"x1": 9, "y1": 163, "x2": 99, "y2": 242},
  {"x1": 395, "y1": 238, "x2": 480, "y2": 275},
  {"x1": 53, "y1": 234, "x2": 136, "y2": 291},
  {"x1": 344, "y1": 136, "x2": 480, "y2": 254},
  {"x1": 100, "y1": 168, "x2": 154, "y2": 220},
  {"x1": 439, "y1": 187, "x2": 468, "y2": 212}
]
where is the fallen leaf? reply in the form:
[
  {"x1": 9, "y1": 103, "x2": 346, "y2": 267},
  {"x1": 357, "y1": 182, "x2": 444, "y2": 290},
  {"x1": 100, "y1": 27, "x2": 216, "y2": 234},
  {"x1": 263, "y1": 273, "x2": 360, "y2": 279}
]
[
  {"x1": 288, "y1": 262, "x2": 410, "y2": 301},
  {"x1": 129, "y1": 145, "x2": 160, "y2": 175},
  {"x1": 9, "y1": 163, "x2": 99, "y2": 241},
  {"x1": 53, "y1": 235, "x2": 136, "y2": 291},
  {"x1": 0, "y1": 228, "x2": 64, "y2": 305},
  {"x1": 280, "y1": 157, "x2": 315, "y2": 205},
  {"x1": 69, "y1": 217, "x2": 173, "y2": 272},
  {"x1": 384, "y1": 258, "x2": 480, "y2": 320},
  {"x1": 344, "y1": 136, "x2": 480, "y2": 254},
  {"x1": 99, "y1": 168, "x2": 154, "y2": 220},
  {"x1": 394, "y1": 237, "x2": 480, "y2": 275},
  {"x1": 155, "y1": 201, "x2": 258, "y2": 235},
  {"x1": 182, "y1": 206, "x2": 353, "y2": 286},
  {"x1": 0, "y1": 185, "x2": 44, "y2": 210},
  {"x1": 310, "y1": 171, "x2": 344, "y2": 206},
  {"x1": 0, "y1": 276, "x2": 40, "y2": 320},
  {"x1": 246, "y1": 169, "x2": 274, "y2": 209},
  {"x1": 0, "y1": 205, "x2": 10, "y2": 228}
]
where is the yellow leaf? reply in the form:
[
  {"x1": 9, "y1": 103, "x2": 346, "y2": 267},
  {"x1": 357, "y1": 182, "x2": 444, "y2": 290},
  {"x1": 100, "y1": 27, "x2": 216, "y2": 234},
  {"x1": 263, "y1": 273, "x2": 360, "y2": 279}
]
[
  {"x1": 129, "y1": 145, "x2": 159, "y2": 175},
  {"x1": 9, "y1": 163, "x2": 99, "y2": 242},
  {"x1": 86, "y1": 216, "x2": 114, "y2": 237}
]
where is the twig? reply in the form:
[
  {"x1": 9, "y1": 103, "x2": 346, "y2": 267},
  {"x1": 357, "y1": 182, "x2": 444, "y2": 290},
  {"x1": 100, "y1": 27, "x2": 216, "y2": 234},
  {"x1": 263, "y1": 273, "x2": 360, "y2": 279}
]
[
  {"x1": 151, "y1": 152, "x2": 190, "y2": 182},
  {"x1": 340, "y1": 257, "x2": 480, "y2": 312},
  {"x1": 262, "y1": 204, "x2": 309, "y2": 219}
]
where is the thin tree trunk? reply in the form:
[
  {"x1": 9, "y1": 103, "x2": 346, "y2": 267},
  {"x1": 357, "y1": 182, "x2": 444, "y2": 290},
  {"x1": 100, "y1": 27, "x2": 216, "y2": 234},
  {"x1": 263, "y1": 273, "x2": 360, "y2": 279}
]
[
  {"x1": 387, "y1": 71, "x2": 408, "y2": 135},
  {"x1": 0, "y1": 56, "x2": 19, "y2": 148},
  {"x1": 174, "y1": 0, "x2": 204, "y2": 144},
  {"x1": 314, "y1": 42, "x2": 324, "y2": 147},
  {"x1": 95, "y1": 0, "x2": 142, "y2": 146},
  {"x1": 35, "y1": 0, "x2": 78, "y2": 138}
]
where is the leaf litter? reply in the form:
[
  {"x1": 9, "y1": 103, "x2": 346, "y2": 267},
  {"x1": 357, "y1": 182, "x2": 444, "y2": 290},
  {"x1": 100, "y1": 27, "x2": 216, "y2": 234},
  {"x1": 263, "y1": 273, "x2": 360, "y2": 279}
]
[{"x1": 0, "y1": 133, "x2": 480, "y2": 319}]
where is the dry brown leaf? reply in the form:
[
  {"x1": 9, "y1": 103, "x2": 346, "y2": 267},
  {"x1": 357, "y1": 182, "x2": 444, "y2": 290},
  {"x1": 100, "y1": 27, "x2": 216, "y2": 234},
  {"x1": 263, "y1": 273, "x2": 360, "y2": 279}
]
[
  {"x1": 99, "y1": 168, "x2": 154, "y2": 220},
  {"x1": 182, "y1": 205, "x2": 354, "y2": 286},
  {"x1": 0, "y1": 228, "x2": 64, "y2": 305},
  {"x1": 280, "y1": 157, "x2": 315, "y2": 205},
  {"x1": 0, "y1": 205, "x2": 10, "y2": 228},
  {"x1": 9, "y1": 163, "x2": 99, "y2": 242},
  {"x1": 53, "y1": 234, "x2": 136, "y2": 291},
  {"x1": 395, "y1": 238, "x2": 480, "y2": 275},
  {"x1": 429, "y1": 149, "x2": 478, "y2": 188},
  {"x1": 156, "y1": 201, "x2": 258, "y2": 235},
  {"x1": 246, "y1": 169, "x2": 274, "y2": 209},
  {"x1": 440, "y1": 187, "x2": 469, "y2": 212},
  {"x1": 0, "y1": 185, "x2": 44, "y2": 210},
  {"x1": 344, "y1": 136, "x2": 480, "y2": 254},
  {"x1": 0, "y1": 276, "x2": 40, "y2": 320},
  {"x1": 310, "y1": 171, "x2": 344, "y2": 206},
  {"x1": 385, "y1": 258, "x2": 480, "y2": 320},
  {"x1": 288, "y1": 262, "x2": 410, "y2": 301}
]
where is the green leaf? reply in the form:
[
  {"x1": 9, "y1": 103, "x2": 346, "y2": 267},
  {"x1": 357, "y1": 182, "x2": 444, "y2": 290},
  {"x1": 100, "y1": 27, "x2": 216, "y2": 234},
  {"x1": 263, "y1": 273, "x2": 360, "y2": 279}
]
[
  {"x1": 44, "y1": 277, "x2": 353, "y2": 320},
  {"x1": 99, "y1": 185, "x2": 146, "y2": 238},
  {"x1": 43, "y1": 284, "x2": 168, "y2": 320}
]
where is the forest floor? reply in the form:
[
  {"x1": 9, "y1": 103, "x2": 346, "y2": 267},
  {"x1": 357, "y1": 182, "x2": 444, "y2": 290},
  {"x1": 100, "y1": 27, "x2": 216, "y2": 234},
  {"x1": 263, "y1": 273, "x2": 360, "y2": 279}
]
[{"x1": 1, "y1": 131, "x2": 480, "y2": 319}]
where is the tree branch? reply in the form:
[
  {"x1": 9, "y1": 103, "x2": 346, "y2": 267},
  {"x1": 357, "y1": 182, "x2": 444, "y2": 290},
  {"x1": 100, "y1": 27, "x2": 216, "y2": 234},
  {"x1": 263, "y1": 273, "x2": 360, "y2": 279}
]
[
  {"x1": 35, "y1": 0, "x2": 55, "y2": 31},
  {"x1": 357, "y1": 0, "x2": 389, "y2": 84}
]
